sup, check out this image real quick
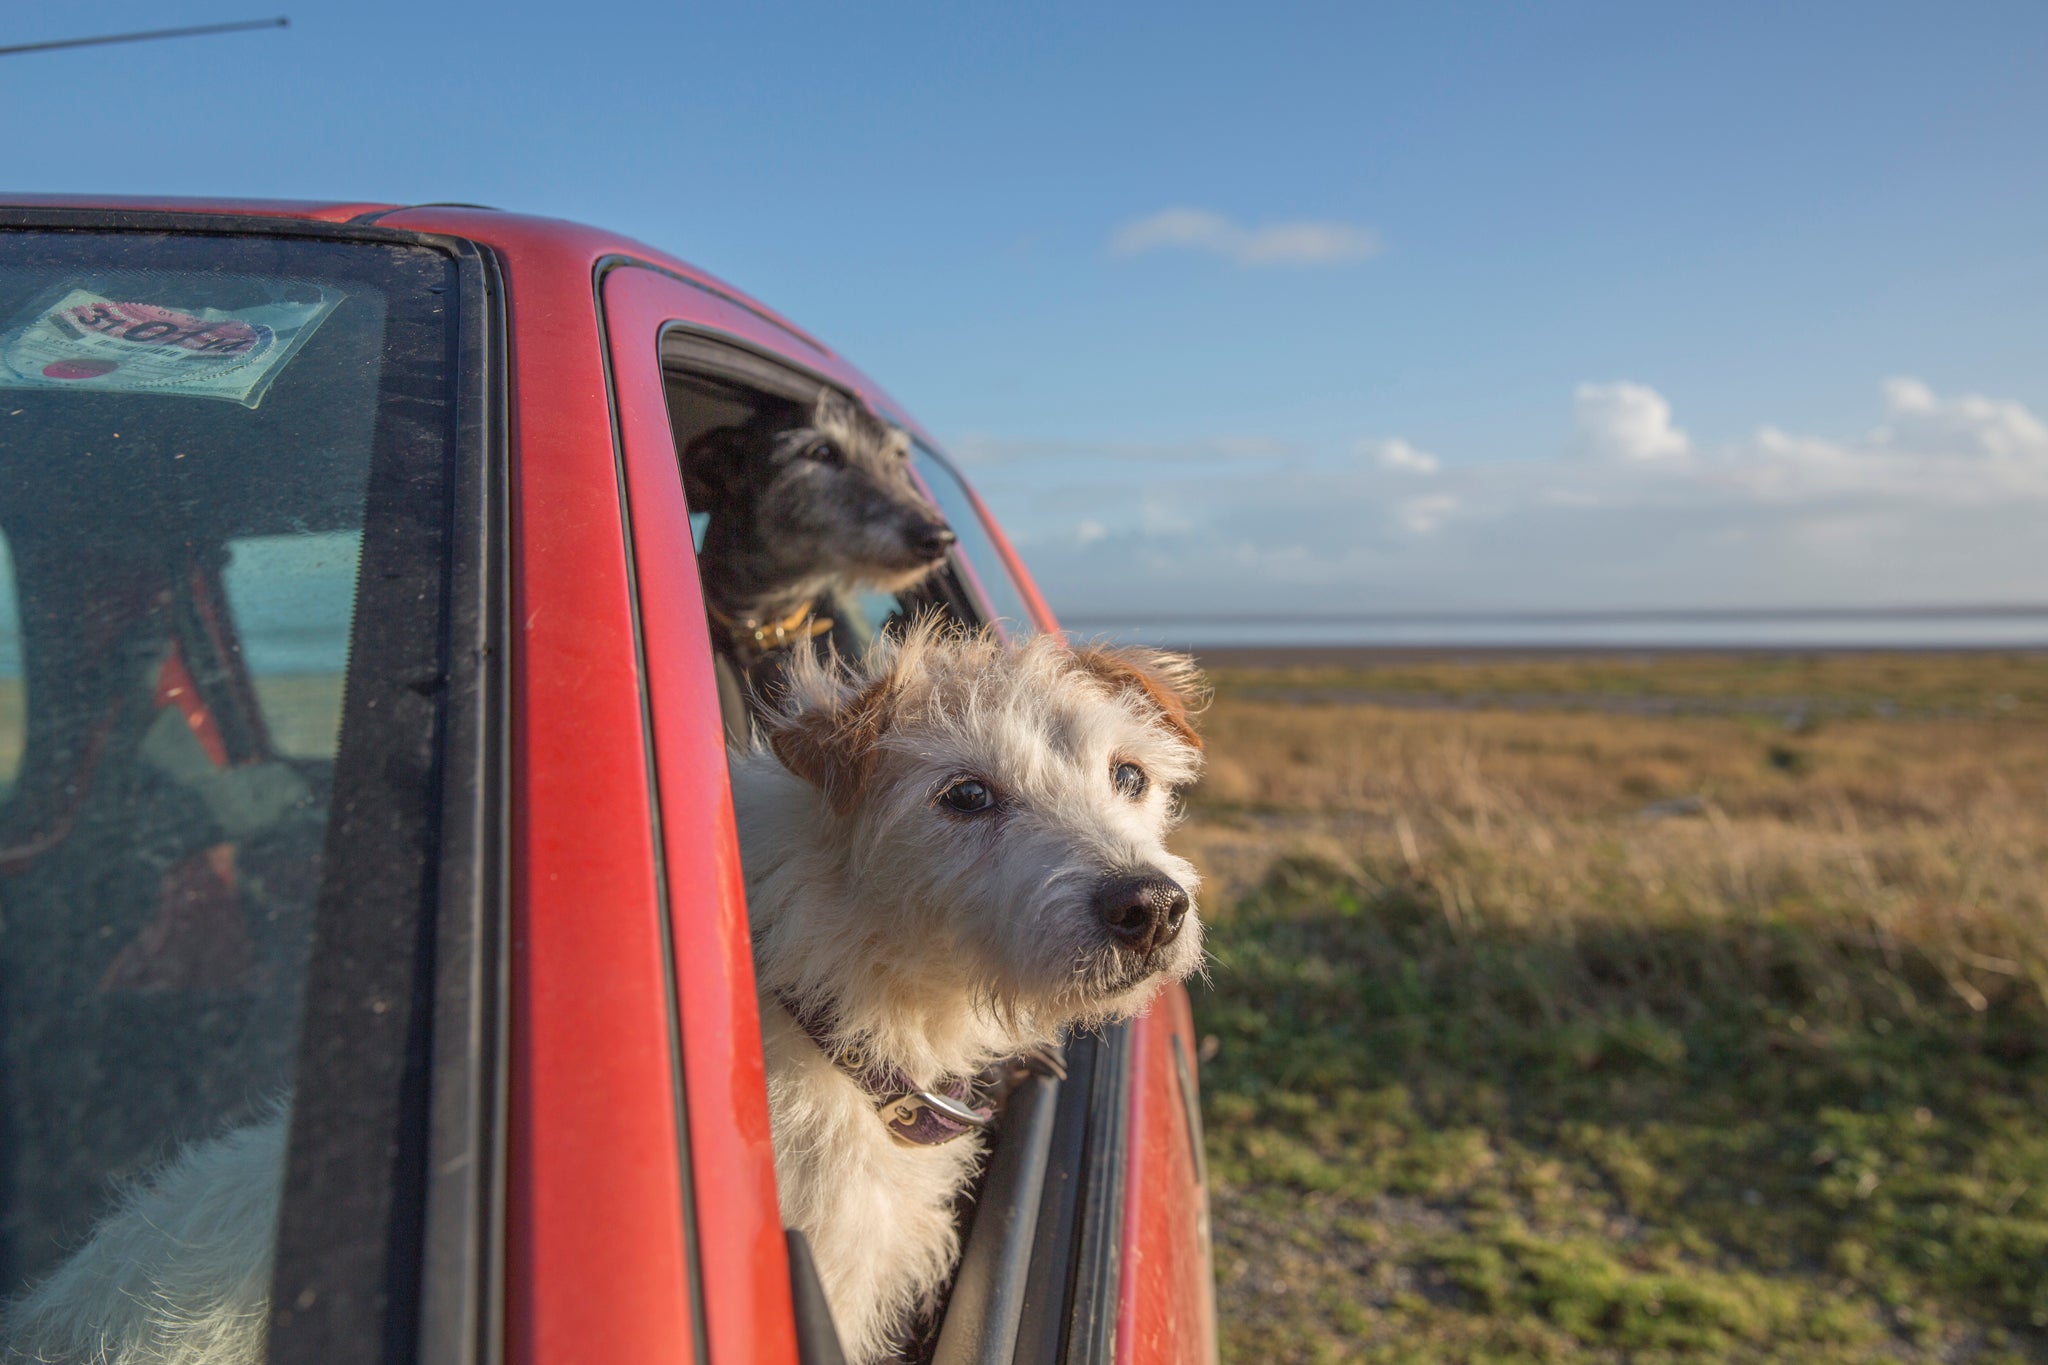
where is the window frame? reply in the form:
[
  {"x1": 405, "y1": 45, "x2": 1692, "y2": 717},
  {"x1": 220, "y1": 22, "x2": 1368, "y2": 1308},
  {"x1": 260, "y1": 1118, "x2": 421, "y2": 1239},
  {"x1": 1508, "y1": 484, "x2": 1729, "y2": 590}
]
[{"x1": 651, "y1": 321, "x2": 1136, "y2": 1364}]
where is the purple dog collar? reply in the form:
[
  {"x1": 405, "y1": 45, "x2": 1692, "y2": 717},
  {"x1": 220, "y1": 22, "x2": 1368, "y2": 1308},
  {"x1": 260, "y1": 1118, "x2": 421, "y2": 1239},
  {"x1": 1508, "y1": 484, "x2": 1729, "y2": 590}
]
[{"x1": 779, "y1": 995, "x2": 996, "y2": 1146}]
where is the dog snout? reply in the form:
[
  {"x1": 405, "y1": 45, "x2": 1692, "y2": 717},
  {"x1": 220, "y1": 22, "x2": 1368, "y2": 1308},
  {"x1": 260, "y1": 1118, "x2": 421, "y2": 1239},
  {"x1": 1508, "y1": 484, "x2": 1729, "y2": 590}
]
[
  {"x1": 1095, "y1": 873, "x2": 1190, "y2": 956},
  {"x1": 909, "y1": 521, "x2": 956, "y2": 560}
]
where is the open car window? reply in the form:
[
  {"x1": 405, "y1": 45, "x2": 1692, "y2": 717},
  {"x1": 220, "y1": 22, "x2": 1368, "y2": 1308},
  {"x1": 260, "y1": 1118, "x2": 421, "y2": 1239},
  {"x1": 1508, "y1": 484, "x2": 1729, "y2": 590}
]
[
  {"x1": 0, "y1": 227, "x2": 473, "y2": 1365},
  {"x1": 662, "y1": 337, "x2": 993, "y2": 739},
  {"x1": 663, "y1": 333, "x2": 1135, "y2": 1365}
]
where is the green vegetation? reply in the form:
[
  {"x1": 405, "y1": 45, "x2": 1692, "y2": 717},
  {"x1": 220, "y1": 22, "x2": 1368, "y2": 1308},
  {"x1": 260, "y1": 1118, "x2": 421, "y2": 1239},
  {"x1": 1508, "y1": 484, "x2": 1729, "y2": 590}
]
[{"x1": 1185, "y1": 651, "x2": 2048, "y2": 1362}]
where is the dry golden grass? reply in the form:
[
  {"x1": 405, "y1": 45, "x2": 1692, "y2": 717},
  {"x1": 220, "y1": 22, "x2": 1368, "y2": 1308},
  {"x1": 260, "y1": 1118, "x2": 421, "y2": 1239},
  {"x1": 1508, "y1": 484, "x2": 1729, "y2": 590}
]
[
  {"x1": 1188, "y1": 699, "x2": 2048, "y2": 999},
  {"x1": 1183, "y1": 653, "x2": 2048, "y2": 1363},
  {"x1": 1187, "y1": 700, "x2": 2048, "y2": 1000}
]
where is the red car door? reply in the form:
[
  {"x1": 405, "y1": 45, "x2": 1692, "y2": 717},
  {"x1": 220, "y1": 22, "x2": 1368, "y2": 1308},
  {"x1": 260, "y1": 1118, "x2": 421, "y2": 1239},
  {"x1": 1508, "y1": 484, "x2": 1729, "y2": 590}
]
[{"x1": 599, "y1": 259, "x2": 811, "y2": 1365}]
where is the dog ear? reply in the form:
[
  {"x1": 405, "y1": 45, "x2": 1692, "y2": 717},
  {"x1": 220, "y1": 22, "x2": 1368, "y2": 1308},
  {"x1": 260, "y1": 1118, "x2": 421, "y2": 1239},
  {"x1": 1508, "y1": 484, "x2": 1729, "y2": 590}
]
[
  {"x1": 813, "y1": 387, "x2": 904, "y2": 457},
  {"x1": 812, "y1": 387, "x2": 862, "y2": 434},
  {"x1": 1072, "y1": 646, "x2": 1207, "y2": 752},
  {"x1": 767, "y1": 674, "x2": 898, "y2": 816}
]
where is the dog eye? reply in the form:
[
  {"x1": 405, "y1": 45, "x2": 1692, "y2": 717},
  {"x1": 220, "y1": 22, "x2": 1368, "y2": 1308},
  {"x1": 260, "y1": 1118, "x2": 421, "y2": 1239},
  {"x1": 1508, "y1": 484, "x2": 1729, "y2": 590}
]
[
  {"x1": 938, "y1": 778, "x2": 998, "y2": 814},
  {"x1": 807, "y1": 440, "x2": 843, "y2": 466},
  {"x1": 1113, "y1": 762, "x2": 1149, "y2": 800}
]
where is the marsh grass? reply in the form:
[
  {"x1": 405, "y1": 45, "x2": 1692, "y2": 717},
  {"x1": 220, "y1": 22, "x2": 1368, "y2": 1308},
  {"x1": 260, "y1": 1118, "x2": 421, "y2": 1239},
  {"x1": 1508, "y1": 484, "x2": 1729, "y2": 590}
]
[{"x1": 1185, "y1": 653, "x2": 2048, "y2": 1362}]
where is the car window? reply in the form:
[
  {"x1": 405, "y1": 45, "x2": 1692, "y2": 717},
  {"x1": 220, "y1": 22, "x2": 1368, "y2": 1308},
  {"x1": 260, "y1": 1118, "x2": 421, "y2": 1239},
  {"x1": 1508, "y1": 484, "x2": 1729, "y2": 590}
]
[
  {"x1": 664, "y1": 354, "x2": 991, "y2": 742},
  {"x1": 0, "y1": 229, "x2": 462, "y2": 1365},
  {"x1": 911, "y1": 443, "x2": 1039, "y2": 637}
]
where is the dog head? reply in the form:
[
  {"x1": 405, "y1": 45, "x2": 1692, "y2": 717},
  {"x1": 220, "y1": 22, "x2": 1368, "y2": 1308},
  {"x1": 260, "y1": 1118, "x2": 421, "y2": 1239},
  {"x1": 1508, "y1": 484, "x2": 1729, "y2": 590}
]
[
  {"x1": 686, "y1": 390, "x2": 955, "y2": 611},
  {"x1": 753, "y1": 622, "x2": 1206, "y2": 1047}
]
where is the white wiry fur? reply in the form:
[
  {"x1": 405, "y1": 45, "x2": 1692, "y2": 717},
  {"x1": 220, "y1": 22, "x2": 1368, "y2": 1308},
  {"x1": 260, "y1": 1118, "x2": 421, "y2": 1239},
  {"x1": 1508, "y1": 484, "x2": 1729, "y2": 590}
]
[
  {"x1": 740, "y1": 622, "x2": 1207, "y2": 1362},
  {"x1": 3, "y1": 1109, "x2": 285, "y2": 1365}
]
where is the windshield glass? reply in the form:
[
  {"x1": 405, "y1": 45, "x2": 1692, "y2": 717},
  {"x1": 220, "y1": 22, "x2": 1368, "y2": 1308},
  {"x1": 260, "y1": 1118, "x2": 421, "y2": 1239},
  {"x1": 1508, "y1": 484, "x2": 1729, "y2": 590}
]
[{"x1": 0, "y1": 228, "x2": 460, "y2": 1354}]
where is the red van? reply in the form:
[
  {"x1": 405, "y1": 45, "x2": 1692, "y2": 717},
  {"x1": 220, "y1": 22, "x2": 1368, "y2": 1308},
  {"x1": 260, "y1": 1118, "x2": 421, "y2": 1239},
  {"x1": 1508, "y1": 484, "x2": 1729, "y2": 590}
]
[{"x1": 0, "y1": 198, "x2": 1216, "y2": 1365}]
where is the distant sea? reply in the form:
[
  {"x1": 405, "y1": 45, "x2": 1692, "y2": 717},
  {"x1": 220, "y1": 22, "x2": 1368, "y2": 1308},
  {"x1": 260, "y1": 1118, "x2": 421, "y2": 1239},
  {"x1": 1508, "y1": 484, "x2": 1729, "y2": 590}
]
[{"x1": 1060, "y1": 606, "x2": 2048, "y2": 650}]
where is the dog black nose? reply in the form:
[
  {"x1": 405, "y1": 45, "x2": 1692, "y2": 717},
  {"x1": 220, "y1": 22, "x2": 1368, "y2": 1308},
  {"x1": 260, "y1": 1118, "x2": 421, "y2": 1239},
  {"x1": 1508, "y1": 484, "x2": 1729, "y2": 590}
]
[
  {"x1": 1095, "y1": 874, "x2": 1190, "y2": 956},
  {"x1": 910, "y1": 522, "x2": 956, "y2": 558}
]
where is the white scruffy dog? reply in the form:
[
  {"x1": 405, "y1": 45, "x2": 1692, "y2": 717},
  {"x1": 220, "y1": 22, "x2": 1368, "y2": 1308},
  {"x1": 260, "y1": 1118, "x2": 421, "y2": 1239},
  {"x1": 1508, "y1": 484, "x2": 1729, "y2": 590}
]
[
  {"x1": 2, "y1": 626, "x2": 1206, "y2": 1365},
  {"x1": 742, "y1": 623, "x2": 1206, "y2": 1362}
]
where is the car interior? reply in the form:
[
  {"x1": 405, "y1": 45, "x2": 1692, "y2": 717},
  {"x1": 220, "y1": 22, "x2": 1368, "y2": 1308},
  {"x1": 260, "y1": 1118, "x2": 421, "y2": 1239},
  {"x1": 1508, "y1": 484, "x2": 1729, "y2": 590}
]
[
  {"x1": 0, "y1": 238, "x2": 442, "y2": 1342},
  {"x1": 0, "y1": 408, "x2": 362, "y2": 1292}
]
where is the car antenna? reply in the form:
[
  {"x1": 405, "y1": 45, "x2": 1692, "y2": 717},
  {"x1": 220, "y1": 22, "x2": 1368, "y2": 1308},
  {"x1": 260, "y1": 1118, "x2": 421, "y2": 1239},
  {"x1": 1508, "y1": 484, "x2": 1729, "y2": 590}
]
[{"x1": 0, "y1": 16, "x2": 289, "y2": 58}]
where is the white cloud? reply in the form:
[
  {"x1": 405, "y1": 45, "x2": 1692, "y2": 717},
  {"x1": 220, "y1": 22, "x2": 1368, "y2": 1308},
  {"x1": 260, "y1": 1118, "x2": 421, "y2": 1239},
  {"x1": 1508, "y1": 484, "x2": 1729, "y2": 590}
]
[
  {"x1": 1109, "y1": 207, "x2": 1381, "y2": 267},
  {"x1": 1879, "y1": 374, "x2": 2048, "y2": 461},
  {"x1": 1075, "y1": 519, "x2": 1107, "y2": 545},
  {"x1": 1574, "y1": 380, "x2": 1691, "y2": 462},
  {"x1": 1398, "y1": 494, "x2": 1459, "y2": 534},
  {"x1": 1718, "y1": 379, "x2": 2048, "y2": 504},
  {"x1": 957, "y1": 378, "x2": 2048, "y2": 618},
  {"x1": 1369, "y1": 437, "x2": 1440, "y2": 474}
]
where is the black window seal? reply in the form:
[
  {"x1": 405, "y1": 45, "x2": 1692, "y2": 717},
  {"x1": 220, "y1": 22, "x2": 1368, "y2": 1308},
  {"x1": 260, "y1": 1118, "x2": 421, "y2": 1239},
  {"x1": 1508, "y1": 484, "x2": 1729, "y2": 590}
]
[
  {"x1": 411, "y1": 238, "x2": 510, "y2": 1365},
  {"x1": 0, "y1": 205, "x2": 479, "y2": 252},
  {"x1": 929, "y1": 1070, "x2": 1061, "y2": 1365},
  {"x1": 1011, "y1": 1022, "x2": 1133, "y2": 1365}
]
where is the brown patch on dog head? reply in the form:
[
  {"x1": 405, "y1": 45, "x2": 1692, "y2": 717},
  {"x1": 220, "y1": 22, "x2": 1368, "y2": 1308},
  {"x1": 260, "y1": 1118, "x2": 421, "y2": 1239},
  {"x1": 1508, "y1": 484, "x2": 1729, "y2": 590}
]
[
  {"x1": 767, "y1": 673, "x2": 899, "y2": 816},
  {"x1": 1072, "y1": 646, "x2": 1207, "y2": 752}
]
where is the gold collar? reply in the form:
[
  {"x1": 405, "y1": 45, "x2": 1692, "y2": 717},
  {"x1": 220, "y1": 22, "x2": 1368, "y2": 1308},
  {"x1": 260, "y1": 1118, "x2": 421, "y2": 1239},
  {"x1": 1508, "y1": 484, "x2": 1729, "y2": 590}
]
[{"x1": 706, "y1": 601, "x2": 834, "y2": 662}]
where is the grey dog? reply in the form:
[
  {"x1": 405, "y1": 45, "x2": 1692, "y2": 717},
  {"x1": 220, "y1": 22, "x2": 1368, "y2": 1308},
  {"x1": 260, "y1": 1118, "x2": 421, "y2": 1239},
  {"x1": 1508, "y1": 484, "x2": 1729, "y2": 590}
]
[{"x1": 684, "y1": 389, "x2": 955, "y2": 691}]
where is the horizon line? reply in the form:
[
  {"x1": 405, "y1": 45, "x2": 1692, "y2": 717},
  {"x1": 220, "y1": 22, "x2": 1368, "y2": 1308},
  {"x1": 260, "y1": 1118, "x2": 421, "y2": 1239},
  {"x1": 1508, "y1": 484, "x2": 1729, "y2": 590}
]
[{"x1": 1058, "y1": 603, "x2": 2048, "y2": 627}]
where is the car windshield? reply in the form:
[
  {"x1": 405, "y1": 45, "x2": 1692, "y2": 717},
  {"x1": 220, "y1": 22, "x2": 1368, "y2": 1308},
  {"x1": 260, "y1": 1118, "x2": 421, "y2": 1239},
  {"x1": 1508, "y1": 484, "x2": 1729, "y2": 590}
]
[{"x1": 0, "y1": 228, "x2": 461, "y2": 1334}]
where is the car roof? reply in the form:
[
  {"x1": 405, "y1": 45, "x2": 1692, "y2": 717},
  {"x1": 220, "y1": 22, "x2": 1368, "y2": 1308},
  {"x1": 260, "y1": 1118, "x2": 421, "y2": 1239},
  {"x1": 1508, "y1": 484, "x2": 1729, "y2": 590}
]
[
  {"x1": 0, "y1": 193, "x2": 403, "y2": 223},
  {"x1": 0, "y1": 194, "x2": 834, "y2": 361},
  {"x1": 1, "y1": 193, "x2": 945, "y2": 450}
]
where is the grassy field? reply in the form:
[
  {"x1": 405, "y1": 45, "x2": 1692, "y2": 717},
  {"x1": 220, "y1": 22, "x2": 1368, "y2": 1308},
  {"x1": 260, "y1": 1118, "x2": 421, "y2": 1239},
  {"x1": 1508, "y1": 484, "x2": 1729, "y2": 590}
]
[{"x1": 1181, "y1": 650, "x2": 2048, "y2": 1363}]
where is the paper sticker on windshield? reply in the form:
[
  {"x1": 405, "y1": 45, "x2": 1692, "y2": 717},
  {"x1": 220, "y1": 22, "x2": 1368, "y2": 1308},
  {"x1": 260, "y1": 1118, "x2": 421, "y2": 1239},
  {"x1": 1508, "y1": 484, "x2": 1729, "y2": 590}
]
[{"x1": 0, "y1": 287, "x2": 342, "y2": 409}]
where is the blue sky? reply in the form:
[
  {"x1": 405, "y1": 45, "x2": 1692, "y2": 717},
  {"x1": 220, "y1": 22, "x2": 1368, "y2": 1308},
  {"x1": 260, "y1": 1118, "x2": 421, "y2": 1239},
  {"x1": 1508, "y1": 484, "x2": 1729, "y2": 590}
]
[{"x1": 6, "y1": 2, "x2": 2046, "y2": 633}]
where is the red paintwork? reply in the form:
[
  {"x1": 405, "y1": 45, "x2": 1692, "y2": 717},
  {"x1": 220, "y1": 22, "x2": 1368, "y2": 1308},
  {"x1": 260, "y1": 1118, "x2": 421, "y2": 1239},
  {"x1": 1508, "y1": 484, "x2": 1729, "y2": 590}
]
[
  {"x1": 601, "y1": 264, "x2": 800, "y2": 1365},
  {"x1": 375, "y1": 205, "x2": 840, "y2": 368},
  {"x1": 413, "y1": 209, "x2": 698, "y2": 1365},
  {"x1": 0, "y1": 196, "x2": 1215, "y2": 1362},
  {"x1": 1118, "y1": 984, "x2": 1219, "y2": 1364},
  {"x1": 0, "y1": 193, "x2": 399, "y2": 222}
]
